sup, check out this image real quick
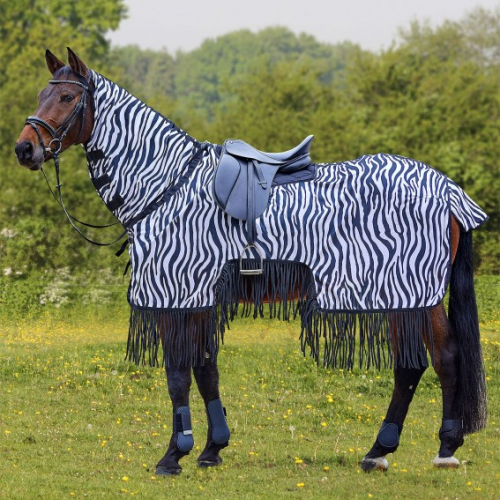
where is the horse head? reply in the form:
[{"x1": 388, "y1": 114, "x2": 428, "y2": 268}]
[{"x1": 15, "y1": 48, "x2": 94, "y2": 170}]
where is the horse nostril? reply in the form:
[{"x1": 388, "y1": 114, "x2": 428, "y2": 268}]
[{"x1": 15, "y1": 141, "x2": 33, "y2": 160}]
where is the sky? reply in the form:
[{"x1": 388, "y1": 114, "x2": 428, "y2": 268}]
[{"x1": 107, "y1": 0, "x2": 500, "y2": 54}]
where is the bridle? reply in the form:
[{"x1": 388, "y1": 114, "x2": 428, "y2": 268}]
[
  {"x1": 25, "y1": 77, "x2": 126, "y2": 247},
  {"x1": 26, "y1": 78, "x2": 91, "y2": 158}
]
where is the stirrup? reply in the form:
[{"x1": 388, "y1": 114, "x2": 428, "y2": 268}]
[{"x1": 239, "y1": 244, "x2": 264, "y2": 275}]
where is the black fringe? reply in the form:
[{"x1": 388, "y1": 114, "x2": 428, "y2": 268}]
[
  {"x1": 300, "y1": 300, "x2": 432, "y2": 370},
  {"x1": 127, "y1": 259, "x2": 433, "y2": 370},
  {"x1": 215, "y1": 260, "x2": 311, "y2": 324},
  {"x1": 127, "y1": 306, "x2": 220, "y2": 368}
]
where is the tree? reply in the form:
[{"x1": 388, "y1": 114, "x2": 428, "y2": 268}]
[
  {"x1": 337, "y1": 8, "x2": 500, "y2": 272},
  {"x1": 110, "y1": 45, "x2": 176, "y2": 100},
  {"x1": 173, "y1": 27, "x2": 360, "y2": 121}
]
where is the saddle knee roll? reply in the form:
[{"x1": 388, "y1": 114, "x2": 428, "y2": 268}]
[
  {"x1": 376, "y1": 421, "x2": 401, "y2": 453},
  {"x1": 207, "y1": 398, "x2": 231, "y2": 445},
  {"x1": 174, "y1": 406, "x2": 194, "y2": 453}
]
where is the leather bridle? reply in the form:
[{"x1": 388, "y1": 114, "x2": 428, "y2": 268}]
[
  {"x1": 26, "y1": 78, "x2": 92, "y2": 158},
  {"x1": 25, "y1": 77, "x2": 126, "y2": 247}
]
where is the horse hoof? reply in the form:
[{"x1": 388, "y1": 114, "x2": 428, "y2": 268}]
[
  {"x1": 361, "y1": 457, "x2": 389, "y2": 472},
  {"x1": 155, "y1": 465, "x2": 182, "y2": 476},
  {"x1": 198, "y1": 456, "x2": 223, "y2": 468},
  {"x1": 433, "y1": 455, "x2": 460, "y2": 469}
]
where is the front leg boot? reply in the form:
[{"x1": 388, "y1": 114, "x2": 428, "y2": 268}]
[
  {"x1": 198, "y1": 398, "x2": 230, "y2": 467},
  {"x1": 155, "y1": 406, "x2": 194, "y2": 475}
]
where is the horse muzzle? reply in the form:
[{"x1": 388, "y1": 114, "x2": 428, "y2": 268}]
[{"x1": 15, "y1": 140, "x2": 44, "y2": 170}]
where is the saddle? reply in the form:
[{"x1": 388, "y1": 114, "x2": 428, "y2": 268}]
[{"x1": 214, "y1": 135, "x2": 314, "y2": 274}]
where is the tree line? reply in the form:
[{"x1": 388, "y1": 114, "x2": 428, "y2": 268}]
[{"x1": 0, "y1": 1, "x2": 498, "y2": 301}]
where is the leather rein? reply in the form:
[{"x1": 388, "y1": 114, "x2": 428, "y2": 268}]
[{"x1": 25, "y1": 78, "x2": 125, "y2": 247}]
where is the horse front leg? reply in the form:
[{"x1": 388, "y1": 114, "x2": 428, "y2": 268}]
[
  {"x1": 361, "y1": 365, "x2": 426, "y2": 471},
  {"x1": 155, "y1": 365, "x2": 194, "y2": 476},
  {"x1": 193, "y1": 360, "x2": 231, "y2": 468}
]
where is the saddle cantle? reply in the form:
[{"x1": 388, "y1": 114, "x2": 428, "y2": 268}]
[{"x1": 214, "y1": 135, "x2": 314, "y2": 274}]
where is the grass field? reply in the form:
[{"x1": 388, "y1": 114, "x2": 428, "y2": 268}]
[{"x1": 0, "y1": 309, "x2": 499, "y2": 500}]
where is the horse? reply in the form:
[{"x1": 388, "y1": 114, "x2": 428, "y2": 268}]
[{"x1": 15, "y1": 48, "x2": 487, "y2": 475}]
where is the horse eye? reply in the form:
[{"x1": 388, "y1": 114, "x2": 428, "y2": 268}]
[{"x1": 61, "y1": 94, "x2": 75, "y2": 103}]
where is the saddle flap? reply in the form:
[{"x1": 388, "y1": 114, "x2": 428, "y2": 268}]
[
  {"x1": 214, "y1": 155, "x2": 279, "y2": 221},
  {"x1": 213, "y1": 154, "x2": 242, "y2": 210}
]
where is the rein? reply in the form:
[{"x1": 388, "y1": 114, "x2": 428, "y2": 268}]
[{"x1": 26, "y1": 78, "x2": 126, "y2": 247}]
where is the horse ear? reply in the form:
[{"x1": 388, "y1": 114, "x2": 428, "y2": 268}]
[
  {"x1": 67, "y1": 47, "x2": 89, "y2": 78},
  {"x1": 45, "y1": 50, "x2": 65, "y2": 75}
]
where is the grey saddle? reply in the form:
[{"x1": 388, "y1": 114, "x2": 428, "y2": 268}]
[{"x1": 214, "y1": 135, "x2": 314, "y2": 274}]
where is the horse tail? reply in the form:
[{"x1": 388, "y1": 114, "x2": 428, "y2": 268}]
[{"x1": 448, "y1": 229, "x2": 487, "y2": 435}]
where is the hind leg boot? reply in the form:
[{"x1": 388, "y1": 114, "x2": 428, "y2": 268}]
[
  {"x1": 362, "y1": 421, "x2": 401, "y2": 472},
  {"x1": 433, "y1": 418, "x2": 463, "y2": 468}
]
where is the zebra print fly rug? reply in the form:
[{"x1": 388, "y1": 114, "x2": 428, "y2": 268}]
[{"x1": 84, "y1": 70, "x2": 488, "y2": 370}]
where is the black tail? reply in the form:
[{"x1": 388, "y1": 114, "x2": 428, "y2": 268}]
[{"x1": 448, "y1": 230, "x2": 487, "y2": 434}]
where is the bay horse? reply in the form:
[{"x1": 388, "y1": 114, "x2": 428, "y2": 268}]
[{"x1": 15, "y1": 48, "x2": 487, "y2": 474}]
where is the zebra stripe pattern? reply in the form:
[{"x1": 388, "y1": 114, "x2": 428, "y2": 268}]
[
  {"x1": 125, "y1": 153, "x2": 485, "y2": 312},
  {"x1": 83, "y1": 71, "x2": 488, "y2": 368},
  {"x1": 85, "y1": 70, "x2": 199, "y2": 225}
]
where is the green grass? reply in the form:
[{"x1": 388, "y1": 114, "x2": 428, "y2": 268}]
[{"x1": 0, "y1": 311, "x2": 499, "y2": 500}]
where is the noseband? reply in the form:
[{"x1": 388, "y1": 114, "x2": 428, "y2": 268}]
[{"x1": 25, "y1": 78, "x2": 92, "y2": 157}]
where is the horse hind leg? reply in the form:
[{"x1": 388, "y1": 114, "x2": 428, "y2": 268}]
[
  {"x1": 155, "y1": 365, "x2": 194, "y2": 476},
  {"x1": 432, "y1": 221, "x2": 487, "y2": 467},
  {"x1": 193, "y1": 360, "x2": 231, "y2": 468},
  {"x1": 430, "y1": 303, "x2": 463, "y2": 468},
  {"x1": 361, "y1": 364, "x2": 426, "y2": 471},
  {"x1": 361, "y1": 303, "x2": 464, "y2": 472}
]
